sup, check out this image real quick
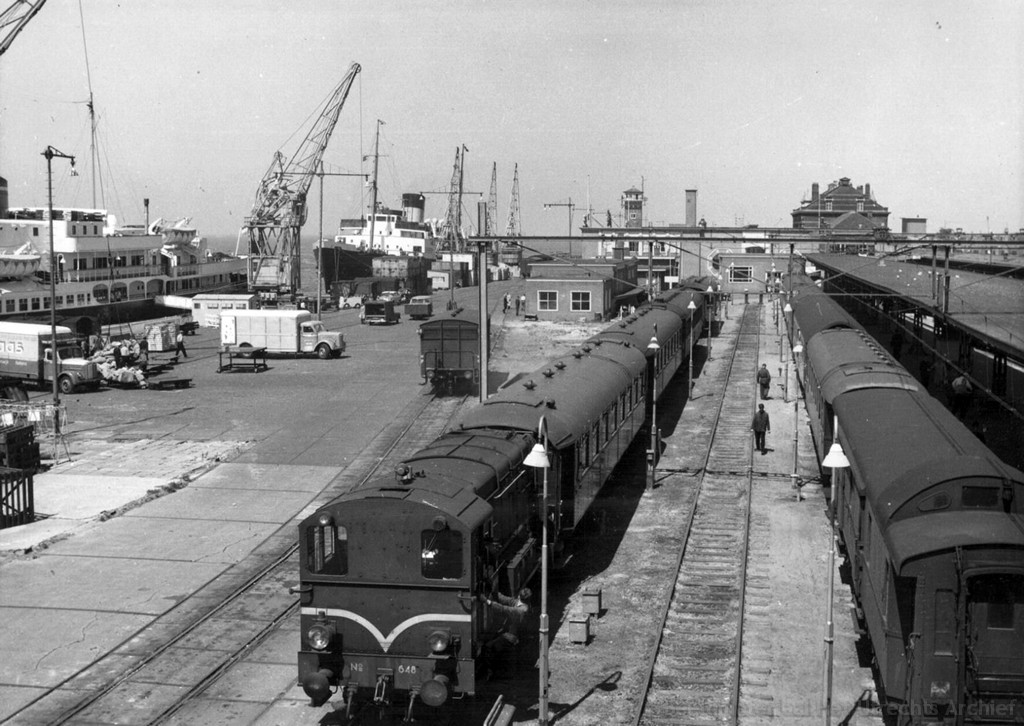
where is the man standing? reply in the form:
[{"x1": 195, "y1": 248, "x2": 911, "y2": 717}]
[
  {"x1": 478, "y1": 587, "x2": 532, "y2": 679},
  {"x1": 175, "y1": 330, "x2": 188, "y2": 359},
  {"x1": 751, "y1": 404, "x2": 770, "y2": 454},
  {"x1": 756, "y1": 363, "x2": 772, "y2": 400},
  {"x1": 951, "y1": 373, "x2": 973, "y2": 418},
  {"x1": 503, "y1": 292, "x2": 511, "y2": 314},
  {"x1": 514, "y1": 295, "x2": 521, "y2": 316}
]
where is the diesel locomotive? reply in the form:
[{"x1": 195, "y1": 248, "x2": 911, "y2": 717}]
[
  {"x1": 295, "y1": 280, "x2": 711, "y2": 718},
  {"x1": 790, "y1": 275, "x2": 1024, "y2": 724}
]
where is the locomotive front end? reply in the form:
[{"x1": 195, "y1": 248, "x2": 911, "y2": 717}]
[{"x1": 296, "y1": 480, "x2": 491, "y2": 718}]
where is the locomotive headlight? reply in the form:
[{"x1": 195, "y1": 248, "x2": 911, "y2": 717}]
[
  {"x1": 316, "y1": 512, "x2": 333, "y2": 527},
  {"x1": 427, "y1": 629, "x2": 451, "y2": 653},
  {"x1": 307, "y1": 621, "x2": 335, "y2": 651},
  {"x1": 929, "y1": 680, "x2": 951, "y2": 698}
]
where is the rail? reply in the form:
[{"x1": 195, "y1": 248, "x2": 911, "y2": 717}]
[{"x1": 634, "y1": 303, "x2": 761, "y2": 726}]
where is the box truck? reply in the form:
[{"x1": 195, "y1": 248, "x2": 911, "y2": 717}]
[
  {"x1": 219, "y1": 310, "x2": 345, "y2": 359},
  {"x1": 0, "y1": 322, "x2": 102, "y2": 394}
]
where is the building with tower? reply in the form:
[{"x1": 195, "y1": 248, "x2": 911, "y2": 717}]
[{"x1": 791, "y1": 177, "x2": 890, "y2": 231}]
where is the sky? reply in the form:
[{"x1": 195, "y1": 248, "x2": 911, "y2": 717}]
[{"x1": 1, "y1": 0, "x2": 1022, "y2": 246}]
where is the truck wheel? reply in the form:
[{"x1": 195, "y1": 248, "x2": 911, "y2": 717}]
[
  {"x1": 58, "y1": 376, "x2": 75, "y2": 395},
  {"x1": 316, "y1": 345, "x2": 331, "y2": 360}
]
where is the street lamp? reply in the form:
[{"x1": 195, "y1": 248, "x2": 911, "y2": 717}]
[
  {"x1": 821, "y1": 433, "x2": 850, "y2": 726},
  {"x1": 646, "y1": 332, "x2": 660, "y2": 489},
  {"x1": 42, "y1": 145, "x2": 77, "y2": 440},
  {"x1": 791, "y1": 343, "x2": 804, "y2": 499},
  {"x1": 705, "y1": 285, "x2": 715, "y2": 360},
  {"x1": 686, "y1": 299, "x2": 697, "y2": 397},
  {"x1": 782, "y1": 302, "x2": 793, "y2": 400},
  {"x1": 523, "y1": 417, "x2": 551, "y2": 726}
]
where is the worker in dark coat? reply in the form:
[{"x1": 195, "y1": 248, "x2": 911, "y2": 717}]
[
  {"x1": 751, "y1": 404, "x2": 771, "y2": 454},
  {"x1": 756, "y1": 363, "x2": 772, "y2": 400},
  {"x1": 477, "y1": 587, "x2": 531, "y2": 679}
]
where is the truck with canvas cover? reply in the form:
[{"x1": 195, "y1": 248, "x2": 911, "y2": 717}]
[
  {"x1": 219, "y1": 310, "x2": 345, "y2": 359},
  {"x1": 0, "y1": 322, "x2": 102, "y2": 394}
]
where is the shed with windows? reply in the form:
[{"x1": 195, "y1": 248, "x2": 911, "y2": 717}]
[{"x1": 523, "y1": 258, "x2": 638, "y2": 322}]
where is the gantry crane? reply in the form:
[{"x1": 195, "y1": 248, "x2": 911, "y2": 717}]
[
  {"x1": 0, "y1": 0, "x2": 46, "y2": 56},
  {"x1": 239, "y1": 62, "x2": 361, "y2": 300}
]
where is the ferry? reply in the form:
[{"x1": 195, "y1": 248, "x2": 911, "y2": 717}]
[
  {"x1": 316, "y1": 193, "x2": 439, "y2": 287},
  {"x1": 0, "y1": 202, "x2": 246, "y2": 331}
]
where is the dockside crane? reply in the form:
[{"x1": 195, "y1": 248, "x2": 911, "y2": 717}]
[
  {"x1": 485, "y1": 162, "x2": 498, "y2": 236},
  {"x1": 504, "y1": 164, "x2": 521, "y2": 236},
  {"x1": 239, "y1": 61, "x2": 361, "y2": 301},
  {"x1": 0, "y1": 0, "x2": 46, "y2": 56}
]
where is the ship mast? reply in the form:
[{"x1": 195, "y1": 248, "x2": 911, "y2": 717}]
[{"x1": 366, "y1": 119, "x2": 383, "y2": 250}]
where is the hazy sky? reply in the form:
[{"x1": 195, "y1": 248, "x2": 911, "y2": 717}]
[{"x1": 1, "y1": 1, "x2": 1021, "y2": 242}]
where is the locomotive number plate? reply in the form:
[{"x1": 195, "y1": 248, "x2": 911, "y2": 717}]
[{"x1": 398, "y1": 664, "x2": 418, "y2": 674}]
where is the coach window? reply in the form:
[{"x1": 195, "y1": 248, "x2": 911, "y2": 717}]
[
  {"x1": 962, "y1": 486, "x2": 999, "y2": 508},
  {"x1": 570, "y1": 291, "x2": 591, "y2": 312},
  {"x1": 421, "y1": 528, "x2": 463, "y2": 580},
  {"x1": 306, "y1": 521, "x2": 348, "y2": 576},
  {"x1": 538, "y1": 291, "x2": 558, "y2": 311}
]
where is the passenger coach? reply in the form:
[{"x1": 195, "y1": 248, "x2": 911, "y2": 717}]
[{"x1": 788, "y1": 273, "x2": 1024, "y2": 723}]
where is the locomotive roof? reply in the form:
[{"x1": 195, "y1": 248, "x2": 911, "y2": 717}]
[
  {"x1": 326, "y1": 475, "x2": 493, "y2": 532},
  {"x1": 884, "y1": 511, "x2": 1024, "y2": 572},
  {"x1": 457, "y1": 344, "x2": 646, "y2": 448},
  {"x1": 789, "y1": 281, "x2": 860, "y2": 342},
  {"x1": 806, "y1": 328, "x2": 918, "y2": 403},
  {"x1": 833, "y1": 387, "x2": 1024, "y2": 529},
  {"x1": 402, "y1": 430, "x2": 530, "y2": 492}
]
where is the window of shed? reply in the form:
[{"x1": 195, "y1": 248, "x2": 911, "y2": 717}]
[
  {"x1": 306, "y1": 522, "x2": 348, "y2": 575},
  {"x1": 421, "y1": 528, "x2": 463, "y2": 580},
  {"x1": 538, "y1": 291, "x2": 557, "y2": 311},
  {"x1": 570, "y1": 291, "x2": 591, "y2": 312}
]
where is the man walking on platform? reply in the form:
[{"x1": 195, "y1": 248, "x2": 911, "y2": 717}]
[
  {"x1": 751, "y1": 404, "x2": 771, "y2": 454},
  {"x1": 756, "y1": 363, "x2": 772, "y2": 400}
]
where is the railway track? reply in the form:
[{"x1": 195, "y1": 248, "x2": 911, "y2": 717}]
[
  {"x1": 636, "y1": 304, "x2": 761, "y2": 726},
  {"x1": 24, "y1": 392, "x2": 471, "y2": 726}
]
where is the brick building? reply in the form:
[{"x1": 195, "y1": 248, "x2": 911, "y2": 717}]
[
  {"x1": 524, "y1": 258, "x2": 640, "y2": 321},
  {"x1": 791, "y1": 177, "x2": 890, "y2": 231}
]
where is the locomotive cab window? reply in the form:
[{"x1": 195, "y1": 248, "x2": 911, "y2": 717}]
[
  {"x1": 421, "y1": 528, "x2": 463, "y2": 579},
  {"x1": 306, "y1": 521, "x2": 348, "y2": 575},
  {"x1": 962, "y1": 485, "x2": 999, "y2": 508}
]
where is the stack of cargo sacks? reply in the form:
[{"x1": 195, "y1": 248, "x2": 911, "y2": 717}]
[{"x1": 145, "y1": 321, "x2": 177, "y2": 352}]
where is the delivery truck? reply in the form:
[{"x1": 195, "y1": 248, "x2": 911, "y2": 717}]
[
  {"x1": 0, "y1": 322, "x2": 102, "y2": 394},
  {"x1": 219, "y1": 310, "x2": 346, "y2": 359}
]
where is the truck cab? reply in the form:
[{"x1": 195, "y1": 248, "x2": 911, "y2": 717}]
[
  {"x1": 43, "y1": 341, "x2": 102, "y2": 394},
  {"x1": 300, "y1": 319, "x2": 346, "y2": 358}
]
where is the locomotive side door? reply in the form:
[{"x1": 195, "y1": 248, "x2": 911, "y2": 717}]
[{"x1": 963, "y1": 573, "x2": 1024, "y2": 719}]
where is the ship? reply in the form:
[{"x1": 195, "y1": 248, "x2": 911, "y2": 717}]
[
  {"x1": 316, "y1": 192, "x2": 439, "y2": 288},
  {"x1": 0, "y1": 188, "x2": 246, "y2": 333}
]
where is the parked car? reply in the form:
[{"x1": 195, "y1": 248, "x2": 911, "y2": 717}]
[
  {"x1": 339, "y1": 296, "x2": 364, "y2": 309},
  {"x1": 360, "y1": 300, "x2": 400, "y2": 325}
]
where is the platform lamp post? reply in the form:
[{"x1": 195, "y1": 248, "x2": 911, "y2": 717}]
[
  {"x1": 646, "y1": 331, "x2": 660, "y2": 489},
  {"x1": 687, "y1": 299, "x2": 697, "y2": 397},
  {"x1": 782, "y1": 302, "x2": 793, "y2": 401},
  {"x1": 523, "y1": 417, "x2": 551, "y2": 726},
  {"x1": 43, "y1": 146, "x2": 77, "y2": 440},
  {"x1": 705, "y1": 285, "x2": 715, "y2": 360},
  {"x1": 791, "y1": 343, "x2": 804, "y2": 500},
  {"x1": 821, "y1": 433, "x2": 849, "y2": 726}
]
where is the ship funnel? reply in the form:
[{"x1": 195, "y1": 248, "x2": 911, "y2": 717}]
[{"x1": 402, "y1": 193, "x2": 426, "y2": 224}]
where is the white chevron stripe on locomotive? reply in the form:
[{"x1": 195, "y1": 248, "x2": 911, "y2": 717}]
[{"x1": 301, "y1": 608, "x2": 471, "y2": 654}]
